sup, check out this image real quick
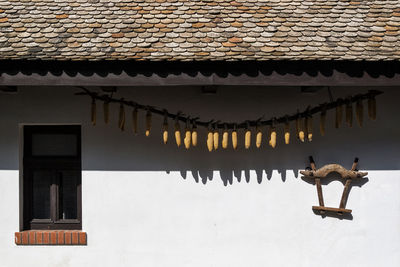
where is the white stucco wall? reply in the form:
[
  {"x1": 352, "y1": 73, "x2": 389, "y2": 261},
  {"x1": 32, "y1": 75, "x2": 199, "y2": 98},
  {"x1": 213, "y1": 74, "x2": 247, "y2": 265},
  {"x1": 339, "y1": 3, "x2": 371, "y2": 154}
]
[{"x1": 0, "y1": 86, "x2": 399, "y2": 267}]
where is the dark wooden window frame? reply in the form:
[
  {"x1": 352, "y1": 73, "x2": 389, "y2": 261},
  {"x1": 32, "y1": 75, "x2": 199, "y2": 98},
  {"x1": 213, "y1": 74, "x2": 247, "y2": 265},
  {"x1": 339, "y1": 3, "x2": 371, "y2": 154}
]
[{"x1": 23, "y1": 125, "x2": 82, "y2": 230}]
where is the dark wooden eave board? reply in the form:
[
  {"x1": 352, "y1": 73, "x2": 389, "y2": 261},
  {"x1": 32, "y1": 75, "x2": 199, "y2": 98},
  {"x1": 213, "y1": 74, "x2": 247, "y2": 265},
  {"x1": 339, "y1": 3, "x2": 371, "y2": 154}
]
[{"x1": 1, "y1": 60, "x2": 400, "y2": 86}]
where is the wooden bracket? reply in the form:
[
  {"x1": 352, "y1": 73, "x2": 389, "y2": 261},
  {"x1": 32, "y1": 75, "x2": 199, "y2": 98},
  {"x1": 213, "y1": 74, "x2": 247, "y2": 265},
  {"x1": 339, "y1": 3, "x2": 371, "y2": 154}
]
[{"x1": 300, "y1": 156, "x2": 368, "y2": 215}]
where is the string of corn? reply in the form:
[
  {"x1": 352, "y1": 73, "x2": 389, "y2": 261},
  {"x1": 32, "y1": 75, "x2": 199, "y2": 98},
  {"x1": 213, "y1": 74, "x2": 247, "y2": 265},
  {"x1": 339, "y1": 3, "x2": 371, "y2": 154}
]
[
  {"x1": 256, "y1": 127, "x2": 262, "y2": 148},
  {"x1": 213, "y1": 130, "x2": 219, "y2": 150},
  {"x1": 306, "y1": 115, "x2": 313, "y2": 141},
  {"x1": 207, "y1": 131, "x2": 213, "y2": 152},
  {"x1": 232, "y1": 129, "x2": 238, "y2": 150},
  {"x1": 269, "y1": 126, "x2": 277, "y2": 148}
]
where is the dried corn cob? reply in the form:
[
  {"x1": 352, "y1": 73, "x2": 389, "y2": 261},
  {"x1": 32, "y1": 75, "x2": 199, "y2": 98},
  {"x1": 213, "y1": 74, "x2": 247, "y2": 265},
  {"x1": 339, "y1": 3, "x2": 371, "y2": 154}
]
[
  {"x1": 162, "y1": 114, "x2": 168, "y2": 144},
  {"x1": 269, "y1": 126, "x2": 277, "y2": 148},
  {"x1": 132, "y1": 107, "x2": 138, "y2": 135},
  {"x1": 297, "y1": 116, "x2": 305, "y2": 142},
  {"x1": 306, "y1": 115, "x2": 313, "y2": 141},
  {"x1": 174, "y1": 120, "x2": 181, "y2": 147},
  {"x1": 356, "y1": 99, "x2": 363, "y2": 127},
  {"x1": 284, "y1": 119, "x2": 290, "y2": 145},
  {"x1": 368, "y1": 96, "x2": 376, "y2": 120},
  {"x1": 335, "y1": 99, "x2": 343, "y2": 128},
  {"x1": 184, "y1": 129, "x2": 191, "y2": 149},
  {"x1": 232, "y1": 126, "x2": 238, "y2": 150},
  {"x1": 207, "y1": 131, "x2": 213, "y2": 152},
  {"x1": 103, "y1": 101, "x2": 109, "y2": 124},
  {"x1": 191, "y1": 123, "x2": 198, "y2": 147},
  {"x1": 346, "y1": 100, "x2": 353, "y2": 127},
  {"x1": 213, "y1": 129, "x2": 219, "y2": 150},
  {"x1": 91, "y1": 98, "x2": 96, "y2": 126},
  {"x1": 145, "y1": 109, "x2": 152, "y2": 137},
  {"x1": 118, "y1": 102, "x2": 125, "y2": 131},
  {"x1": 256, "y1": 126, "x2": 262, "y2": 148},
  {"x1": 222, "y1": 129, "x2": 228, "y2": 149}
]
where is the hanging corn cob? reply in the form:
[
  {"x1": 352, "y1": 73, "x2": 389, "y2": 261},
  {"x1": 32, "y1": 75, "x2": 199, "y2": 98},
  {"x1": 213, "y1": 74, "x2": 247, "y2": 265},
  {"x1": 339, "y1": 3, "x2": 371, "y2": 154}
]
[
  {"x1": 91, "y1": 98, "x2": 96, "y2": 126},
  {"x1": 206, "y1": 122, "x2": 213, "y2": 152},
  {"x1": 103, "y1": 100, "x2": 109, "y2": 124},
  {"x1": 245, "y1": 121, "x2": 251, "y2": 149},
  {"x1": 284, "y1": 116, "x2": 290, "y2": 145},
  {"x1": 145, "y1": 107, "x2": 152, "y2": 137},
  {"x1": 222, "y1": 124, "x2": 229, "y2": 149},
  {"x1": 184, "y1": 117, "x2": 191, "y2": 149},
  {"x1": 118, "y1": 101, "x2": 125, "y2": 131},
  {"x1": 256, "y1": 124, "x2": 262, "y2": 148},
  {"x1": 335, "y1": 99, "x2": 343, "y2": 128},
  {"x1": 162, "y1": 112, "x2": 168, "y2": 144},
  {"x1": 345, "y1": 99, "x2": 353, "y2": 127},
  {"x1": 232, "y1": 124, "x2": 238, "y2": 150},
  {"x1": 296, "y1": 113, "x2": 305, "y2": 142},
  {"x1": 191, "y1": 120, "x2": 198, "y2": 147},
  {"x1": 306, "y1": 112, "x2": 313, "y2": 142},
  {"x1": 368, "y1": 95, "x2": 376, "y2": 120},
  {"x1": 174, "y1": 114, "x2": 181, "y2": 147},
  {"x1": 269, "y1": 120, "x2": 277, "y2": 148},
  {"x1": 213, "y1": 124, "x2": 219, "y2": 150},
  {"x1": 356, "y1": 99, "x2": 363, "y2": 127},
  {"x1": 320, "y1": 104, "x2": 327, "y2": 136},
  {"x1": 132, "y1": 106, "x2": 138, "y2": 135}
]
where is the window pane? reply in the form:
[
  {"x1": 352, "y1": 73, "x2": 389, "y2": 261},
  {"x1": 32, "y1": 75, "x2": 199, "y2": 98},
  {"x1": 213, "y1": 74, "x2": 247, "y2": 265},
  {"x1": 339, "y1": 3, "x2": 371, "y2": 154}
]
[
  {"x1": 59, "y1": 171, "x2": 78, "y2": 220},
  {"x1": 32, "y1": 171, "x2": 52, "y2": 219},
  {"x1": 32, "y1": 134, "x2": 77, "y2": 156}
]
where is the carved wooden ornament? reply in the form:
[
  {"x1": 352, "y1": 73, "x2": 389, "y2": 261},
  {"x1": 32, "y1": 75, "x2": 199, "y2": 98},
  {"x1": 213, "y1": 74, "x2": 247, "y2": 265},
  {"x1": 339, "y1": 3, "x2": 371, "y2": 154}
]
[{"x1": 300, "y1": 156, "x2": 368, "y2": 215}]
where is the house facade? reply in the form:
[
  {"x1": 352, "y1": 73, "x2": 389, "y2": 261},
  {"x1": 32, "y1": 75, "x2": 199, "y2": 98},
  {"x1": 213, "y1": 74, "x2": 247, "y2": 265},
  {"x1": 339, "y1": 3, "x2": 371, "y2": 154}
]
[{"x1": 1, "y1": 1, "x2": 400, "y2": 266}]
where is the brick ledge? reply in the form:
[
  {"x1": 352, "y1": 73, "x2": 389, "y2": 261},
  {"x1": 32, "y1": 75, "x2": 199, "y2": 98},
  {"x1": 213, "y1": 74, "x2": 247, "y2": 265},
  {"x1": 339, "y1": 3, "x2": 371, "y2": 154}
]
[{"x1": 15, "y1": 230, "x2": 87, "y2": 245}]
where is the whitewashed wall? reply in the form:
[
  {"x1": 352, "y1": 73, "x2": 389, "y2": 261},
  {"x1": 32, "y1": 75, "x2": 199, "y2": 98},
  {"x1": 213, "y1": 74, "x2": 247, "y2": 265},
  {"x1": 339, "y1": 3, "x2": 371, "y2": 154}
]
[{"x1": 0, "y1": 85, "x2": 399, "y2": 267}]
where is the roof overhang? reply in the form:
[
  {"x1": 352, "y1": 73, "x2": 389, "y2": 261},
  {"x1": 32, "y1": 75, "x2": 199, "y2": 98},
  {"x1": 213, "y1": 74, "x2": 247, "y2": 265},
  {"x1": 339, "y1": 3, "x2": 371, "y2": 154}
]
[{"x1": 1, "y1": 60, "x2": 400, "y2": 87}]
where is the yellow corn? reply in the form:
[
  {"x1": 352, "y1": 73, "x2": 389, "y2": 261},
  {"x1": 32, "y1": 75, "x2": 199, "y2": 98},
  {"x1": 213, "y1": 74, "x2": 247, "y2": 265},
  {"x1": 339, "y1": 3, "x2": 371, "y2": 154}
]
[
  {"x1": 306, "y1": 115, "x2": 313, "y2": 141},
  {"x1": 207, "y1": 131, "x2": 213, "y2": 152},
  {"x1": 184, "y1": 129, "x2": 191, "y2": 149},
  {"x1": 174, "y1": 121, "x2": 181, "y2": 147},
  {"x1": 91, "y1": 99, "x2": 96, "y2": 126},
  {"x1": 284, "y1": 122, "x2": 290, "y2": 144},
  {"x1": 356, "y1": 99, "x2": 363, "y2": 127},
  {"x1": 145, "y1": 111, "x2": 152, "y2": 137},
  {"x1": 162, "y1": 122, "x2": 168, "y2": 144},
  {"x1": 245, "y1": 130, "x2": 251, "y2": 149},
  {"x1": 222, "y1": 131, "x2": 228, "y2": 149},
  {"x1": 256, "y1": 128, "x2": 262, "y2": 148},
  {"x1": 232, "y1": 130, "x2": 238, "y2": 150},
  {"x1": 269, "y1": 127, "x2": 277, "y2": 148},
  {"x1": 191, "y1": 129, "x2": 198, "y2": 146},
  {"x1": 346, "y1": 102, "x2": 353, "y2": 127},
  {"x1": 103, "y1": 101, "x2": 109, "y2": 124},
  {"x1": 132, "y1": 108, "x2": 138, "y2": 135},
  {"x1": 213, "y1": 130, "x2": 219, "y2": 150},
  {"x1": 118, "y1": 103, "x2": 125, "y2": 131},
  {"x1": 297, "y1": 117, "x2": 305, "y2": 142}
]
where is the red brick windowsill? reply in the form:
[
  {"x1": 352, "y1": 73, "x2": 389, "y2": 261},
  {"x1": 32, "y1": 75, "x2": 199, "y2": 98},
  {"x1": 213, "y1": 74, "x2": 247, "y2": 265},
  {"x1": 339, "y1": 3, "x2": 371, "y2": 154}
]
[{"x1": 15, "y1": 230, "x2": 87, "y2": 245}]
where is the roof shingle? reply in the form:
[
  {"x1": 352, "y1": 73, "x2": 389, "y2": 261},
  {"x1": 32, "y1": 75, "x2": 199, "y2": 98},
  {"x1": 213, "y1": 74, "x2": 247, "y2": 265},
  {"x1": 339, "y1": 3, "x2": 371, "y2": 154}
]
[{"x1": 0, "y1": 0, "x2": 400, "y2": 61}]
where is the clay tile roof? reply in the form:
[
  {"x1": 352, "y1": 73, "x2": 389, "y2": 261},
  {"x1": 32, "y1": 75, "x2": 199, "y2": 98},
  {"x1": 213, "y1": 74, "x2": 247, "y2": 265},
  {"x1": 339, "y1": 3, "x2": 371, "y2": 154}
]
[{"x1": 0, "y1": 0, "x2": 400, "y2": 61}]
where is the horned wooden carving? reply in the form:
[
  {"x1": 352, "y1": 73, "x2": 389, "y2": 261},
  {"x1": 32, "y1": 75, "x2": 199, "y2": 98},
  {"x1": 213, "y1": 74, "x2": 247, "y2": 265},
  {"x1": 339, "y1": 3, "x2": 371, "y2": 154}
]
[{"x1": 300, "y1": 156, "x2": 368, "y2": 215}]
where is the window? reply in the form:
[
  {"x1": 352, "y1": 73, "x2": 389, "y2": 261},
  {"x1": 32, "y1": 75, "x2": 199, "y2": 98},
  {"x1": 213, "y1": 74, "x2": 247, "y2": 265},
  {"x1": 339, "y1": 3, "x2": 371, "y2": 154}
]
[{"x1": 23, "y1": 125, "x2": 81, "y2": 230}]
